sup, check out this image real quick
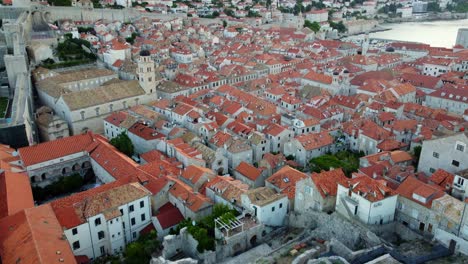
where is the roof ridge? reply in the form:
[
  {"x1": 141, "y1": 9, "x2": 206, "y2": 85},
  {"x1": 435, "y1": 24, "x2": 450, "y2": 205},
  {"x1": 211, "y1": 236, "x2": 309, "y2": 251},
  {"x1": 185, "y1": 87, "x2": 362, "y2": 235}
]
[{"x1": 24, "y1": 208, "x2": 43, "y2": 264}]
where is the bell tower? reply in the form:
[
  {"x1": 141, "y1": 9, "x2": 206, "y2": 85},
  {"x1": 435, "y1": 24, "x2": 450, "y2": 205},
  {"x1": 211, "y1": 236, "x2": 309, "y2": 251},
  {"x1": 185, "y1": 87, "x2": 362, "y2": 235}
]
[{"x1": 137, "y1": 50, "x2": 157, "y2": 97}]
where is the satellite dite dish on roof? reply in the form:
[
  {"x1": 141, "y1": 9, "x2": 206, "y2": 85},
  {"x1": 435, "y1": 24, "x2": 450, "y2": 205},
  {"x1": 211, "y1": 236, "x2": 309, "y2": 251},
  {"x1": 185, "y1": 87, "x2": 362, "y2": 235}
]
[{"x1": 12, "y1": 151, "x2": 18, "y2": 156}]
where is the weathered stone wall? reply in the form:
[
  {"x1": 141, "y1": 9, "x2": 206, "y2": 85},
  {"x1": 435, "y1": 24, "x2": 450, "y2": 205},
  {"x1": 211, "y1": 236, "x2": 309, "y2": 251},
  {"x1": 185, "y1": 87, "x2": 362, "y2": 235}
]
[
  {"x1": 150, "y1": 257, "x2": 198, "y2": 264},
  {"x1": 291, "y1": 245, "x2": 323, "y2": 264},
  {"x1": 0, "y1": 6, "x2": 185, "y2": 24},
  {"x1": 161, "y1": 223, "x2": 268, "y2": 263},
  {"x1": 289, "y1": 211, "x2": 383, "y2": 250},
  {"x1": 162, "y1": 228, "x2": 202, "y2": 261}
]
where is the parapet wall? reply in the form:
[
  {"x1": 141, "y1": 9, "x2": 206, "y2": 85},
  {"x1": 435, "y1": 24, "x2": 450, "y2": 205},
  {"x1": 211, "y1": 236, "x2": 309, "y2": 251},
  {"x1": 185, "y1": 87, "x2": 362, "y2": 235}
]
[{"x1": 0, "y1": 6, "x2": 185, "y2": 24}]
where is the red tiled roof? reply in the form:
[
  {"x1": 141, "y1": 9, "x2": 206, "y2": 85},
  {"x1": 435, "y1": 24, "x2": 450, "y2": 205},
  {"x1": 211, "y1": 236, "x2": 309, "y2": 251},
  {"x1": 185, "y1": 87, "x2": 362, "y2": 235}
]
[
  {"x1": 168, "y1": 178, "x2": 212, "y2": 213},
  {"x1": 350, "y1": 71, "x2": 394, "y2": 86},
  {"x1": 51, "y1": 181, "x2": 148, "y2": 229},
  {"x1": 181, "y1": 165, "x2": 215, "y2": 186},
  {"x1": 0, "y1": 171, "x2": 34, "y2": 219},
  {"x1": 19, "y1": 132, "x2": 95, "y2": 167},
  {"x1": 140, "y1": 150, "x2": 165, "y2": 163},
  {"x1": 156, "y1": 202, "x2": 184, "y2": 229},
  {"x1": 235, "y1": 161, "x2": 262, "y2": 181},
  {"x1": 0, "y1": 204, "x2": 77, "y2": 264},
  {"x1": 90, "y1": 139, "x2": 140, "y2": 180},
  {"x1": 343, "y1": 176, "x2": 396, "y2": 202},
  {"x1": 144, "y1": 177, "x2": 171, "y2": 195},
  {"x1": 139, "y1": 222, "x2": 156, "y2": 235},
  {"x1": 396, "y1": 176, "x2": 444, "y2": 208},
  {"x1": 267, "y1": 166, "x2": 308, "y2": 199},
  {"x1": 295, "y1": 131, "x2": 334, "y2": 151},
  {"x1": 104, "y1": 111, "x2": 129, "y2": 126},
  {"x1": 311, "y1": 168, "x2": 348, "y2": 198},
  {"x1": 429, "y1": 169, "x2": 454, "y2": 189},
  {"x1": 128, "y1": 122, "x2": 164, "y2": 141},
  {"x1": 303, "y1": 71, "x2": 332, "y2": 84},
  {"x1": 263, "y1": 123, "x2": 286, "y2": 136}
]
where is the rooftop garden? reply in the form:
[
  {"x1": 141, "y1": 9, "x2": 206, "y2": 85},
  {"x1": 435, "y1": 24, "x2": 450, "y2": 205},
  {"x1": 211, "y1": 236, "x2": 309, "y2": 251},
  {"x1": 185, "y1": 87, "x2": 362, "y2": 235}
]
[
  {"x1": 40, "y1": 35, "x2": 96, "y2": 69},
  {"x1": 170, "y1": 204, "x2": 239, "y2": 253}
]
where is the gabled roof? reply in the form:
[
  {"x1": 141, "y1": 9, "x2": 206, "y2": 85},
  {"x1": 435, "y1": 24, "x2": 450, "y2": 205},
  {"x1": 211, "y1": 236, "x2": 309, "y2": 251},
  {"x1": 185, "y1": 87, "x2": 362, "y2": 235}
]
[
  {"x1": 51, "y1": 182, "x2": 150, "y2": 229},
  {"x1": 303, "y1": 71, "x2": 332, "y2": 84},
  {"x1": 0, "y1": 204, "x2": 77, "y2": 264},
  {"x1": 155, "y1": 202, "x2": 184, "y2": 229},
  {"x1": 295, "y1": 131, "x2": 334, "y2": 151},
  {"x1": 235, "y1": 161, "x2": 263, "y2": 181},
  {"x1": 267, "y1": 166, "x2": 309, "y2": 199},
  {"x1": 342, "y1": 176, "x2": 396, "y2": 202},
  {"x1": 168, "y1": 178, "x2": 213, "y2": 213},
  {"x1": 0, "y1": 171, "x2": 34, "y2": 219},
  {"x1": 205, "y1": 176, "x2": 249, "y2": 207},
  {"x1": 396, "y1": 176, "x2": 444, "y2": 208},
  {"x1": 263, "y1": 123, "x2": 286, "y2": 136},
  {"x1": 19, "y1": 132, "x2": 96, "y2": 167},
  {"x1": 310, "y1": 168, "x2": 348, "y2": 198},
  {"x1": 104, "y1": 111, "x2": 129, "y2": 126},
  {"x1": 180, "y1": 165, "x2": 215, "y2": 186},
  {"x1": 429, "y1": 169, "x2": 454, "y2": 189}
]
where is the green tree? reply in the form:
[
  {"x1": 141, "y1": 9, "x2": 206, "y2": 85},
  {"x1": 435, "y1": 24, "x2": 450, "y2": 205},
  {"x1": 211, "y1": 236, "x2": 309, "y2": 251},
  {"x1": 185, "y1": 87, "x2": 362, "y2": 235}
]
[
  {"x1": 223, "y1": 20, "x2": 227, "y2": 28},
  {"x1": 224, "y1": 8, "x2": 235, "y2": 17},
  {"x1": 329, "y1": 20, "x2": 347, "y2": 33},
  {"x1": 64, "y1": 33, "x2": 73, "y2": 40},
  {"x1": 170, "y1": 204, "x2": 239, "y2": 253},
  {"x1": 110, "y1": 132, "x2": 134, "y2": 157},
  {"x1": 124, "y1": 230, "x2": 159, "y2": 264},
  {"x1": 304, "y1": 20, "x2": 321, "y2": 33},
  {"x1": 309, "y1": 151, "x2": 360, "y2": 176},
  {"x1": 412, "y1": 146, "x2": 422, "y2": 169},
  {"x1": 427, "y1": 2, "x2": 441, "y2": 12},
  {"x1": 247, "y1": 10, "x2": 261, "y2": 17}
]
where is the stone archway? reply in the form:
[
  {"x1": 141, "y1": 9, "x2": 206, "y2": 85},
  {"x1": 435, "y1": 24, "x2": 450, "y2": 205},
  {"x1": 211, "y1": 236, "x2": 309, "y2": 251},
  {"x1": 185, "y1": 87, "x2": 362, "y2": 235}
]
[
  {"x1": 72, "y1": 163, "x2": 80, "y2": 171},
  {"x1": 41, "y1": 173, "x2": 47, "y2": 181},
  {"x1": 232, "y1": 243, "x2": 242, "y2": 255},
  {"x1": 250, "y1": 235, "x2": 257, "y2": 246},
  {"x1": 62, "y1": 167, "x2": 71, "y2": 175},
  {"x1": 82, "y1": 161, "x2": 91, "y2": 169}
]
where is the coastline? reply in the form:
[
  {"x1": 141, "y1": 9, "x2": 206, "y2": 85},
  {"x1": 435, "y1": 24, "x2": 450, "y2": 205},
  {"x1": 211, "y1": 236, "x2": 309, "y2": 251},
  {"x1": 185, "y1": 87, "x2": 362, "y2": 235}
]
[{"x1": 380, "y1": 12, "x2": 468, "y2": 24}]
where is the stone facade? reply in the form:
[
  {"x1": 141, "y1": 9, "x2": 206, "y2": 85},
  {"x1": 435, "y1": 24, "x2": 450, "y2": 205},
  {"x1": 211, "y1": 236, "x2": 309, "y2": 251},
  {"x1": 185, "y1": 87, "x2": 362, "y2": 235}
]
[
  {"x1": 295, "y1": 177, "x2": 336, "y2": 213},
  {"x1": 418, "y1": 132, "x2": 468, "y2": 175}
]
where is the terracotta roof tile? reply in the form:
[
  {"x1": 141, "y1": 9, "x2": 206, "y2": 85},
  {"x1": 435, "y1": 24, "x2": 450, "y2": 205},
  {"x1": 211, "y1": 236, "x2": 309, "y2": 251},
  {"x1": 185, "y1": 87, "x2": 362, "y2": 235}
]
[
  {"x1": 310, "y1": 168, "x2": 348, "y2": 198},
  {"x1": 0, "y1": 171, "x2": 34, "y2": 219},
  {"x1": 295, "y1": 131, "x2": 334, "y2": 151},
  {"x1": 155, "y1": 202, "x2": 184, "y2": 229},
  {"x1": 235, "y1": 161, "x2": 263, "y2": 181},
  {"x1": 396, "y1": 176, "x2": 444, "y2": 208},
  {"x1": 267, "y1": 166, "x2": 308, "y2": 199},
  {"x1": 0, "y1": 204, "x2": 77, "y2": 264},
  {"x1": 51, "y1": 182, "x2": 150, "y2": 229},
  {"x1": 19, "y1": 132, "x2": 95, "y2": 167},
  {"x1": 344, "y1": 175, "x2": 397, "y2": 202}
]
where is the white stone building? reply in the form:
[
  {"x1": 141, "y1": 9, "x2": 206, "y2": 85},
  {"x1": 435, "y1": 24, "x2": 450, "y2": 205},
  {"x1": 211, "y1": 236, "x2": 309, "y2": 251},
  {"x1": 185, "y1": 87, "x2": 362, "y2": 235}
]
[
  {"x1": 335, "y1": 176, "x2": 398, "y2": 225},
  {"x1": 241, "y1": 187, "x2": 289, "y2": 227},
  {"x1": 34, "y1": 51, "x2": 158, "y2": 135},
  {"x1": 51, "y1": 182, "x2": 153, "y2": 261},
  {"x1": 418, "y1": 132, "x2": 468, "y2": 175}
]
